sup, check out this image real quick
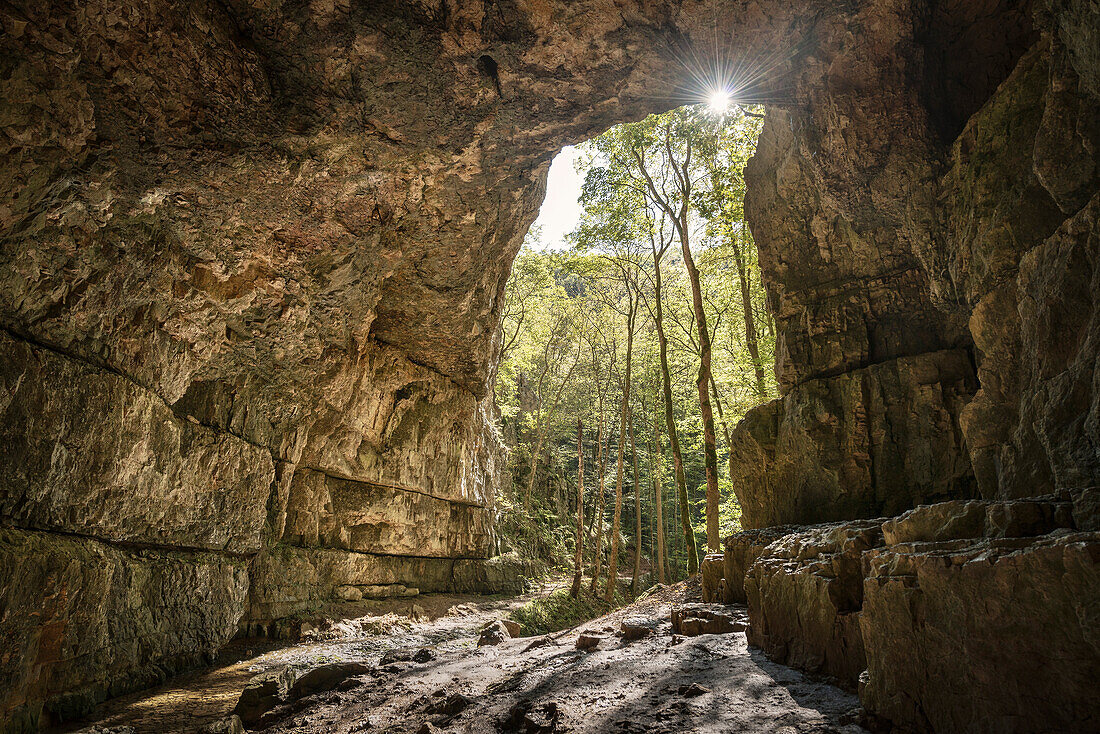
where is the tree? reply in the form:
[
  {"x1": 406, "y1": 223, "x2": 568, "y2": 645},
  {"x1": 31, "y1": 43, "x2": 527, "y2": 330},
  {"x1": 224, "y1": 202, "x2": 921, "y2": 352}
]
[
  {"x1": 524, "y1": 328, "x2": 579, "y2": 508},
  {"x1": 650, "y1": 395, "x2": 667, "y2": 583},
  {"x1": 570, "y1": 417, "x2": 585, "y2": 598},
  {"x1": 696, "y1": 114, "x2": 768, "y2": 400},
  {"x1": 630, "y1": 110, "x2": 722, "y2": 552},
  {"x1": 493, "y1": 103, "x2": 775, "y2": 597},
  {"x1": 581, "y1": 111, "x2": 710, "y2": 570},
  {"x1": 629, "y1": 408, "x2": 642, "y2": 594}
]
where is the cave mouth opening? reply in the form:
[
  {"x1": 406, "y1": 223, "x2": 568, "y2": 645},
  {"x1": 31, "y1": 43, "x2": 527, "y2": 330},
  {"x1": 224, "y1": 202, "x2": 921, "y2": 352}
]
[{"x1": 495, "y1": 99, "x2": 775, "y2": 574}]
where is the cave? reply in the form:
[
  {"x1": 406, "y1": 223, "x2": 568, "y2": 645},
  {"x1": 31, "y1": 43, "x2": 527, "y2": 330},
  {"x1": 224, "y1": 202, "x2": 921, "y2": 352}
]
[{"x1": 1, "y1": 1, "x2": 1098, "y2": 733}]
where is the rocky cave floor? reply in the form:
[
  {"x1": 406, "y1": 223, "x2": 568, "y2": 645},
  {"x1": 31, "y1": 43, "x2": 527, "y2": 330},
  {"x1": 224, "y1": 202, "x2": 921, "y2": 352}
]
[{"x1": 64, "y1": 580, "x2": 866, "y2": 734}]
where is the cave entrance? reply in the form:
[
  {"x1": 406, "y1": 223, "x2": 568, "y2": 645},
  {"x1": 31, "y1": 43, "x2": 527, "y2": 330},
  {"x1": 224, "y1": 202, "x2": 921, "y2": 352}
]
[{"x1": 493, "y1": 101, "x2": 774, "y2": 583}]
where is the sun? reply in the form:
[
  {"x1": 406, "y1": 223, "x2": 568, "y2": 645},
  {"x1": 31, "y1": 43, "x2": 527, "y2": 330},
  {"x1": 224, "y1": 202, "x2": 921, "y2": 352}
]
[{"x1": 707, "y1": 89, "x2": 731, "y2": 114}]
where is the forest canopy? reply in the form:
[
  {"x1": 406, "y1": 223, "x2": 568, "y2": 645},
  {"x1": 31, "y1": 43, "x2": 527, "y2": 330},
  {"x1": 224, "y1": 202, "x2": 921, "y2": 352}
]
[{"x1": 494, "y1": 104, "x2": 776, "y2": 594}]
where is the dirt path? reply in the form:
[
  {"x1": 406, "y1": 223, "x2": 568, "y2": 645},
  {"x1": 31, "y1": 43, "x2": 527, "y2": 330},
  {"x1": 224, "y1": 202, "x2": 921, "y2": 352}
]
[
  {"x1": 62, "y1": 584, "x2": 565, "y2": 734},
  {"x1": 67, "y1": 581, "x2": 865, "y2": 734}
]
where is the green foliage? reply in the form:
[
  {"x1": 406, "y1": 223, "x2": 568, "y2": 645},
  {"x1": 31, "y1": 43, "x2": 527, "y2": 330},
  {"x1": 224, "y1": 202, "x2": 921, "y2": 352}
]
[
  {"x1": 506, "y1": 583, "x2": 632, "y2": 637},
  {"x1": 493, "y1": 488, "x2": 572, "y2": 571},
  {"x1": 494, "y1": 103, "x2": 776, "y2": 581},
  {"x1": 691, "y1": 476, "x2": 743, "y2": 540}
]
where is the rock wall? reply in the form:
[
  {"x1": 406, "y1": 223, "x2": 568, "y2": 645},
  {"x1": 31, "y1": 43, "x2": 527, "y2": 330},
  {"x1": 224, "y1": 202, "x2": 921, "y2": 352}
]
[
  {"x1": 0, "y1": 528, "x2": 250, "y2": 731},
  {"x1": 2, "y1": 0, "x2": 1099, "y2": 731},
  {"x1": 733, "y1": 0, "x2": 1099, "y2": 527},
  {"x1": 723, "y1": 1, "x2": 1100, "y2": 730},
  {"x1": 705, "y1": 495, "x2": 1099, "y2": 731},
  {"x1": 0, "y1": 0, "x2": 797, "y2": 728}
]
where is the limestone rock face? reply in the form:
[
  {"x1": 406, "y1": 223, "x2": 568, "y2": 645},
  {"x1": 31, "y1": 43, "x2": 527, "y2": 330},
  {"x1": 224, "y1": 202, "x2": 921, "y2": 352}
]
[
  {"x1": 723, "y1": 497, "x2": 1096, "y2": 732},
  {"x1": 731, "y1": 0, "x2": 1100, "y2": 533},
  {"x1": 860, "y1": 531, "x2": 1100, "y2": 733},
  {"x1": 700, "y1": 553, "x2": 725, "y2": 603},
  {"x1": 880, "y1": 495, "x2": 1077, "y2": 545},
  {"x1": 2, "y1": 0, "x2": 1100, "y2": 729},
  {"x1": 943, "y1": 37, "x2": 1100, "y2": 501},
  {"x1": 0, "y1": 1, "x2": 806, "y2": 723},
  {"x1": 0, "y1": 528, "x2": 248, "y2": 730},
  {"x1": 731, "y1": 351, "x2": 978, "y2": 529},
  {"x1": 280, "y1": 468, "x2": 492, "y2": 558},
  {"x1": 743, "y1": 520, "x2": 883, "y2": 690},
  {"x1": 707, "y1": 527, "x2": 798, "y2": 604},
  {"x1": 0, "y1": 332, "x2": 274, "y2": 554}
]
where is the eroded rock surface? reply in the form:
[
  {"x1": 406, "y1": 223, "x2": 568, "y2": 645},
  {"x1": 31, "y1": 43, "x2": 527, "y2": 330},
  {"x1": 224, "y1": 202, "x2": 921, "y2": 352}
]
[
  {"x1": 2, "y1": 0, "x2": 1099, "y2": 730},
  {"x1": 861, "y1": 531, "x2": 1100, "y2": 733},
  {"x1": 700, "y1": 497, "x2": 1097, "y2": 732},
  {"x1": 6, "y1": 1, "x2": 767, "y2": 725},
  {"x1": 0, "y1": 528, "x2": 249, "y2": 729},
  {"x1": 744, "y1": 521, "x2": 883, "y2": 690},
  {"x1": 718, "y1": 527, "x2": 800, "y2": 604}
]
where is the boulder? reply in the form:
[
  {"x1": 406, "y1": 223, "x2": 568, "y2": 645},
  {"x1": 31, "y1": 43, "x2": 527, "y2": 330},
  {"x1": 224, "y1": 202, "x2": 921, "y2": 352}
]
[
  {"x1": 233, "y1": 667, "x2": 296, "y2": 725},
  {"x1": 334, "y1": 585, "x2": 363, "y2": 602},
  {"x1": 620, "y1": 617, "x2": 660, "y2": 641},
  {"x1": 700, "y1": 553, "x2": 725, "y2": 602},
  {"x1": 671, "y1": 605, "x2": 748, "y2": 636},
  {"x1": 478, "y1": 620, "x2": 512, "y2": 647},
  {"x1": 575, "y1": 632, "x2": 604, "y2": 651},
  {"x1": 677, "y1": 683, "x2": 710, "y2": 697},
  {"x1": 427, "y1": 692, "x2": 474, "y2": 716},
  {"x1": 199, "y1": 715, "x2": 245, "y2": 734},
  {"x1": 722, "y1": 527, "x2": 800, "y2": 603},
  {"x1": 287, "y1": 662, "x2": 371, "y2": 700}
]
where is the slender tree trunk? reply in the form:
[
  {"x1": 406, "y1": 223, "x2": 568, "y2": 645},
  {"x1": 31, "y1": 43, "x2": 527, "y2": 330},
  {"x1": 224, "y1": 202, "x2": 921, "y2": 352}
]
[
  {"x1": 633, "y1": 134, "x2": 717, "y2": 558},
  {"x1": 570, "y1": 418, "x2": 585, "y2": 598},
  {"x1": 585, "y1": 432, "x2": 598, "y2": 544},
  {"x1": 652, "y1": 402, "x2": 667, "y2": 584},
  {"x1": 677, "y1": 217, "x2": 721, "y2": 552},
  {"x1": 629, "y1": 409, "x2": 642, "y2": 595},
  {"x1": 523, "y1": 356, "x2": 551, "y2": 508},
  {"x1": 525, "y1": 426, "x2": 544, "y2": 509},
  {"x1": 653, "y1": 257, "x2": 698, "y2": 574},
  {"x1": 710, "y1": 374, "x2": 734, "y2": 483},
  {"x1": 731, "y1": 225, "x2": 767, "y2": 398},
  {"x1": 589, "y1": 407, "x2": 606, "y2": 593},
  {"x1": 605, "y1": 296, "x2": 635, "y2": 603}
]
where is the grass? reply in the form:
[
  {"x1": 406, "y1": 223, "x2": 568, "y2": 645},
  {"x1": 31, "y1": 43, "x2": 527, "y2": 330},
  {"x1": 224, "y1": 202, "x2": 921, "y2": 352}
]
[{"x1": 506, "y1": 580, "x2": 632, "y2": 637}]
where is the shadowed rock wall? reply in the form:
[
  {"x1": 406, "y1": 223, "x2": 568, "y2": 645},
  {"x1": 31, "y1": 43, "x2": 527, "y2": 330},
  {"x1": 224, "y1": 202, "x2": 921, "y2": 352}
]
[
  {"x1": 718, "y1": 3, "x2": 1100, "y2": 729},
  {"x1": 732, "y1": 0, "x2": 1099, "y2": 528}
]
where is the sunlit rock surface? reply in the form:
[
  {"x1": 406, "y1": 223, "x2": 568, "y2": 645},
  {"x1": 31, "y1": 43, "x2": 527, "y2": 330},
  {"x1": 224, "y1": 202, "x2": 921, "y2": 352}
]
[
  {"x1": 0, "y1": 528, "x2": 249, "y2": 730},
  {"x1": 860, "y1": 506, "x2": 1100, "y2": 733},
  {"x1": 730, "y1": 351, "x2": 978, "y2": 529},
  {"x1": 0, "y1": 1, "x2": 795, "y2": 726}
]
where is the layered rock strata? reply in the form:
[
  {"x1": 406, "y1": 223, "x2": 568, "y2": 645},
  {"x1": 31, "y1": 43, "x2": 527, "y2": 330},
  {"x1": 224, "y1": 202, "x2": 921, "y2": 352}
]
[
  {"x1": 733, "y1": 1, "x2": 1099, "y2": 527},
  {"x1": 861, "y1": 516, "x2": 1099, "y2": 733},
  {"x1": 2, "y1": 0, "x2": 1099, "y2": 732},
  {"x1": 709, "y1": 497, "x2": 1099, "y2": 731},
  {"x1": 743, "y1": 520, "x2": 883, "y2": 690},
  {"x1": 0, "y1": 528, "x2": 249, "y2": 731},
  {"x1": 726, "y1": 8, "x2": 1100, "y2": 729}
]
